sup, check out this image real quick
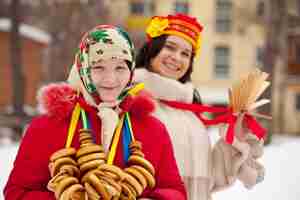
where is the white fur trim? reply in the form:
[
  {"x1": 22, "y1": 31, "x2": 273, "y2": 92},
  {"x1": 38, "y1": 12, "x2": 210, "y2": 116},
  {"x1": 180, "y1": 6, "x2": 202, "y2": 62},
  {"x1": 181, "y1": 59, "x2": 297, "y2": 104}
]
[{"x1": 134, "y1": 69, "x2": 194, "y2": 103}]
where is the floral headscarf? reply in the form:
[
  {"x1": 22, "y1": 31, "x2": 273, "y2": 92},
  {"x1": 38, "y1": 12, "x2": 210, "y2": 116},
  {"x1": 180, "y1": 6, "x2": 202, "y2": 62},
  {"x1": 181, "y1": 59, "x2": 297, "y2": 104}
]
[{"x1": 68, "y1": 25, "x2": 135, "y2": 105}]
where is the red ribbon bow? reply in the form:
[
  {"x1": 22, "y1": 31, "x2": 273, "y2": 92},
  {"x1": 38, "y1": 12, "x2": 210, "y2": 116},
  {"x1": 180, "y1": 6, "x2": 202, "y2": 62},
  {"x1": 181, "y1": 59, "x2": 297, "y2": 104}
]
[{"x1": 160, "y1": 100, "x2": 267, "y2": 144}]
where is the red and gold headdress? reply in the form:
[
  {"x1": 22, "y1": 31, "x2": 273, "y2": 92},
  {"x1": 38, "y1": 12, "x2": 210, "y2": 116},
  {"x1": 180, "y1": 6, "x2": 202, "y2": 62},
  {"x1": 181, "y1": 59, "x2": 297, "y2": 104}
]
[{"x1": 146, "y1": 13, "x2": 203, "y2": 55}]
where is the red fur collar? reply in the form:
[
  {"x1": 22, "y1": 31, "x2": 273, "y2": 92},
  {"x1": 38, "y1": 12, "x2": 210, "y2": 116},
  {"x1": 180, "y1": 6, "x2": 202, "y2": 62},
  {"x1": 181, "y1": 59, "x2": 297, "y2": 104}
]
[{"x1": 37, "y1": 82, "x2": 155, "y2": 120}]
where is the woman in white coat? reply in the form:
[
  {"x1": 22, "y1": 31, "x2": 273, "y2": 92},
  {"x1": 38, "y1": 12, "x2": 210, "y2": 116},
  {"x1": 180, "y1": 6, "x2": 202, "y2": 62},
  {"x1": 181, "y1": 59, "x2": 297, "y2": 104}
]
[{"x1": 134, "y1": 13, "x2": 265, "y2": 200}]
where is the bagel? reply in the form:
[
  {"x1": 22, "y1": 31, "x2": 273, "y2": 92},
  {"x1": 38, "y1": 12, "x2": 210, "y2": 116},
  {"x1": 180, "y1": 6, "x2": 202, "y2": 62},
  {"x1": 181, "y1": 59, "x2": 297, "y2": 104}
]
[
  {"x1": 50, "y1": 148, "x2": 76, "y2": 162},
  {"x1": 60, "y1": 164, "x2": 80, "y2": 177},
  {"x1": 130, "y1": 165, "x2": 155, "y2": 189},
  {"x1": 111, "y1": 196, "x2": 119, "y2": 200},
  {"x1": 131, "y1": 151, "x2": 145, "y2": 158},
  {"x1": 97, "y1": 164, "x2": 126, "y2": 181},
  {"x1": 129, "y1": 141, "x2": 142, "y2": 150},
  {"x1": 87, "y1": 173, "x2": 111, "y2": 200},
  {"x1": 123, "y1": 173, "x2": 143, "y2": 196},
  {"x1": 53, "y1": 157, "x2": 77, "y2": 176},
  {"x1": 124, "y1": 167, "x2": 147, "y2": 190},
  {"x1": 103, "y1": 171, "x2": 120, "y2": 181},
  {"x1": 79, "y1": 131, "x2": 93, "y2": 141},
  {"x1": 124, "y1": 181, "x2": 138, "y2": 197},
  {"x1": 80, "y1": 159, "x2": 105, "y2": 173},
  {"x1": 59, "y1": 183, "x2": 84, "y2": 200},
  {"x1": 81, "y1": 169, "x2": 99, "y2": 183},
  {"x1": 85, "y1": 182, "x2": 101, "y2": 200},
  {"x1": 77, "y1": 152, "x2": 106, "y2": 165},
  {"x1": 54, "y1": 176, "x2": 78, "y2": 199},
  {"x1": 99, "y1": 175, "x2": 122, "y2": 194},
  {"x1": 47, "y1": 172, "x2": 68, "y2": 191},
  {"x1": 80, "y1": 138, "x2": 94, "y2": 145},
  {"x1": 119, "y1": 194, "x2": 132, "y2": 200},
  {"x1": 128, "y1": 155, "x2": 155, "y2": 176},
  {"x1": 79, "y1": 128, "x2": 92, "y2": 135},
  {"x1": 76, "y1": 145, "x2": 104, "y2": 158},
  {"x1": 100, "y1": 179, "x2": 120, "y2": 197},
  {"x1": 120, "y1": 182, "x2": 136, "y2": 199}
]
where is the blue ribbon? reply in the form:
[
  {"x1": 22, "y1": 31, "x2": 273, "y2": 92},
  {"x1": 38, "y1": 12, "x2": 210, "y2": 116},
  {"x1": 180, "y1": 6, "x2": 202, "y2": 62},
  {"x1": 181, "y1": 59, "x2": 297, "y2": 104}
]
[{"x1": 122, "y1": 115, "x2": 132, "y2": 163}]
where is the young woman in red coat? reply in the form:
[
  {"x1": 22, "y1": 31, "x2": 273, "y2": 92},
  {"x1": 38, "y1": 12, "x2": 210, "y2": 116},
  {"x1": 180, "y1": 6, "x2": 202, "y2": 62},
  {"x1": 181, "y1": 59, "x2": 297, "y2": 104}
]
[{"x1": 4, "y1": 25, "x2": 186, "y2": 200}]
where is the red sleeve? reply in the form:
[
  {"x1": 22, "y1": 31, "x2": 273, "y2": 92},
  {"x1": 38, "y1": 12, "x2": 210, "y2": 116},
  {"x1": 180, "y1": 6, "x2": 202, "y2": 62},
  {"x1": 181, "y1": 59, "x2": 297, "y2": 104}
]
[
  {"x1": 147, "y1": 126, "x2": 187, "y2": 200},
  {"x1": 4, "y1": 118, "x2": 56, "y2": 200}
]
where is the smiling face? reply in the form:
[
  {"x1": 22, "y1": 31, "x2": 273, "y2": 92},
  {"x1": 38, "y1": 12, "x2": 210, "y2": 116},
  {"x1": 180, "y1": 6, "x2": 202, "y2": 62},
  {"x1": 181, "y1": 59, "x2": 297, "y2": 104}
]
[
  {"x1": 90, "y1": 58, "x2": 131, "y2": 103},
  {"x1": 149, "y1": 35, "x2": 193, "y2": 80}
]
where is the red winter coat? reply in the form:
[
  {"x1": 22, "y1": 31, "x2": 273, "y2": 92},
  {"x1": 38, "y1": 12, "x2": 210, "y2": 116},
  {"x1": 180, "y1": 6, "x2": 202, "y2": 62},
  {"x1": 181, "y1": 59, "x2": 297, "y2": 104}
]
[{"x1": 4, "y1": 83, "x2": 186, "y2": 200}]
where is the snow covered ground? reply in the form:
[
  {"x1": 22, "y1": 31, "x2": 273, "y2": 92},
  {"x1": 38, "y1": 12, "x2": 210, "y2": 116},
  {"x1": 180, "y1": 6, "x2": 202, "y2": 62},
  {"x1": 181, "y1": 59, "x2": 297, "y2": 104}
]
[{"x1": 1, "y1": 134, "x2": 300, "y2": 200}]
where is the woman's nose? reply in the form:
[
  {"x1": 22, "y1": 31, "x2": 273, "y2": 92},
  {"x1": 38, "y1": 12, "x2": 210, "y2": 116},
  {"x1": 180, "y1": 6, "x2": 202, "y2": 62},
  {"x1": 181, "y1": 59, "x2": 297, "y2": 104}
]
[
  {"x1": 170, "y1": 51, "x2": 181, "y2": 61},
  {"x1": 102, "y1": 70, "x2": 117, "y2": 83}
]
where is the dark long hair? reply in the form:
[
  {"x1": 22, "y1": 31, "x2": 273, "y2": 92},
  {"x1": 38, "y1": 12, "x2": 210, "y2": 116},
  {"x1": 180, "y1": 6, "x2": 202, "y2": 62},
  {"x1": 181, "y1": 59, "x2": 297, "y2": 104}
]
[{"x1": 135, "y1": 35, "x2": 195, "y2": 83}]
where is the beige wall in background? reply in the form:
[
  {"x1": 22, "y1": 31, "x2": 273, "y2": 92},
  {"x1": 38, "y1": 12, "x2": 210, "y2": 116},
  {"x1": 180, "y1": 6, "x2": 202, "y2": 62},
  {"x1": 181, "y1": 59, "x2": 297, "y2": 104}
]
[
  {"x1": 284, "y1": 86, "x2": 300, "y2": 134},
  {"x1": 107, "y1": 0, "x2": 266, "y2": 103},
  {"x1": 190, "y1": 1, "x2": 266, "y2": 88}
]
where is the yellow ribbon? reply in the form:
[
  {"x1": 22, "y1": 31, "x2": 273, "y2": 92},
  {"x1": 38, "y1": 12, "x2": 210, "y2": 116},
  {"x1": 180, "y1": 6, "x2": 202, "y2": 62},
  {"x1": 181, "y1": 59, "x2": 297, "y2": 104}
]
[
  {"x1": 65, "y1": 103, "x2": 81, "y2": 148},
  {"x1": 127, "y1": 83, "x2": 145, "y2": 96},
  {"x1": 107, "y1": 115, "x2": 125, "y2": 165},
  {"x1": 125, "y1": 112, "x2": 135, "y2": 141}
]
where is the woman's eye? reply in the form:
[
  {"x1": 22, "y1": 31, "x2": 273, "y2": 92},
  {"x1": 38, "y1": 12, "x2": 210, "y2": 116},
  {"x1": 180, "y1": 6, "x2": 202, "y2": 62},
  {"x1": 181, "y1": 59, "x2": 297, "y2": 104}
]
[
  {"x1": 116, "y1": 66, "x2": 127, "y2": 71},
  {"x1": 182, "y1": 51, "x2": 191, "y2": 58},
  {"x1": 164, "y1": 44, "x2": 176, "y2": 51},
  {"x1": 91, "y1": 66, "x2": 105, "y2": 71}
]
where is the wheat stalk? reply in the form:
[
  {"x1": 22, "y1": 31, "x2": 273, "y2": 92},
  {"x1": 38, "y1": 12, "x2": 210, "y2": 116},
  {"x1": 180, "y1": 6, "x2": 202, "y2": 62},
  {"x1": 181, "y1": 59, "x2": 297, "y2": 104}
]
[{"x1": 229, "y1": 68, "x2": 271, "y2": 114}]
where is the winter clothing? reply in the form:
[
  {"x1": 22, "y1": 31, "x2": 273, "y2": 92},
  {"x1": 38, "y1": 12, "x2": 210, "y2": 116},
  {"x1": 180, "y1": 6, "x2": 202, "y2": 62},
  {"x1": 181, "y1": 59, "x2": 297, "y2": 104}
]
[
  {"x1": 134, "y1": 68, "x2": 265, "y2": 200},
  {"x1": 4, "y1": 83, "x2": 187, "y2": 200},
  {"x1": 145, "y1": 13, "x2": 203, "y2": 54},
  {"x1": 73, "y1": 25, "x2": 135, "y2": 105}
]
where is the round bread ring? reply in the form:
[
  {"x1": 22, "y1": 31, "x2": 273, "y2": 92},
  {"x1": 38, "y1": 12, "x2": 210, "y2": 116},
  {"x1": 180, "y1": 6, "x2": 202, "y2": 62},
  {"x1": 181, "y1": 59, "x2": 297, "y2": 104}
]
[
  {"x1": 79, "y1": 132, "x2": 92, "y2": 141},
  {"x1": 49, "y1": 162, "x2": 67, "y2": 179},
  {"x1": 103, "y1": 171, "x2": 120, "y2": 181},
  {"x1": 119, "y1": 193, "x2": 131, "y2": 200},
  {"x1": 77, "y1": 152, "x2": 107, "y2": 165},
  {"x1": 80, "y1": 169, "x2": 99, "y2": 183},
  {"x1": 123, "y1": 181, "x2": 138, "y2": 197},
  {"x1": 76, "y1": 145, "x2": 104, "y2": 158},
  {"x1": 128, "y1": 155, "x2": 155, "y2": 176},
  {"x1": 111, "y1": 196, "x2": 119, "y2": 200},
  {"x1": 84, "y1": 182, "x2": 101, "y2": 200},
  {"x1": 80, "y1": 159, "x2": 105, "y2": 173},
  {"x1": 87, "y1": 174, "x2": 111, "y2": 200},
  {"x1": 120, "y1": 182, "x2": 136, "y2": 199},
  {"x1": 59, "y1": 183, "x2": 84, "y2": 200},
  {"x1": 78, "y1": 128, "x2": 92, "y2": 135},
  {"x1": 54, "y1": 176, "x2": 78, "y2": 199},
  {"x1": 123, "y1": 173, "x2": 143, "y2": 196},
  {"x1": 50, "y1": 148, "x2": 76, "y2": 162},
  {"x1": 130, "y1": 165, "x2": 155, "y2": 188},
  {"x1": 53, "y1": 157, "x2": 77, "y2": 176},
  {"x1": 124, "y1": 167, "x2": 147, "y2": 190},
  {"x1": 99, "y1": 175, "x2": 122, "y2": 194},
  {"x1": 97, "y1": 164, "x2": 126, "y2": 181},
  {"x1": 60, "y1": 164, "x2": 80, "y2": 177},
  {"x1": 80, "y1": 139, "x2": 94, "y2": 145},
  {"x1": 129, "y1": 141, "x2": 142, "y2": 150},
  {"x1": 131, "y1": 151, "x2": 145, "y2": 158},
  {"x1": 80, "y1": 143, "x2": 95, "y2": 148},
  {"x1": 100, "y1": 179, "x2": 120, "y2": 197},
  {"x1": 47, "y1": 172, "x2": 68, "y2": 191}
]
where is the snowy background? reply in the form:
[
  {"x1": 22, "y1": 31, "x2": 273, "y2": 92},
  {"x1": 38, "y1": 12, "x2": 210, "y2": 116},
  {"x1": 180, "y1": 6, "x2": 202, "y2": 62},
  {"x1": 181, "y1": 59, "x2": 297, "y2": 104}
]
[{"x1": 1, "y1": 133, "x2": 300, "y2": 200}]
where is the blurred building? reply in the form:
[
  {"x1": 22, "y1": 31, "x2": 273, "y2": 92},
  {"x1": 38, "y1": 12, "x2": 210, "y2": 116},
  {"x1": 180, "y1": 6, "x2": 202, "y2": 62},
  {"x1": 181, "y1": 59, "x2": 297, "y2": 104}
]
[
  {"x1": 105, "y1": 0, "x2": 266, "y2": 105},
  {"x1": 283, "y1": 1, "x2": 300, "y2": 134},
  {"x1": 0, "y1": 18, "x2": 51, "y2": 114}
]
